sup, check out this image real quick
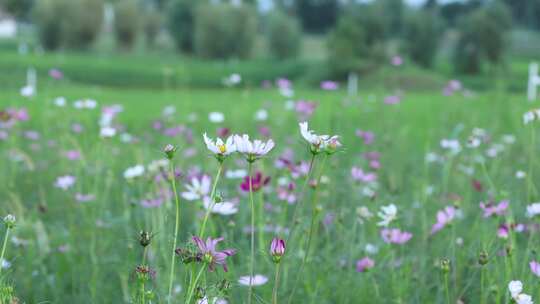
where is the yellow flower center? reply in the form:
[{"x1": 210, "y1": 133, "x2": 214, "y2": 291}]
[{"x1": 218, "y1": 144, "x2": 227, "y2": 153}]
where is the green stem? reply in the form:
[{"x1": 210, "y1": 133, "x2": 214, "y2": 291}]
[
  {"x1": 287, "y1": 155, "x2": 328, "y2": 304},
  {"x1": 444, "y1": 274, "x2": 450, "y2": 304},
  {"x1": 168, "y1": 161, "x2": 181, "y2": 303},
  {"x1": 272, "y1": 263, "x2": 281, "y2": 304},
  {"x1": 0, "y1": 227, "x2": 10, "y2": 275},
  {"x1": 248, "y1": 161, "x2": 255, "y2": 304},
  {"x1": 199, "y1": 163, "x2": 224, "y2": 238},
  {"x1": 185, "y1": 265, "x2": 206, "y2": 304}
]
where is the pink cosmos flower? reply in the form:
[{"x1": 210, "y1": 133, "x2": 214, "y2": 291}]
[
  {"x1": 63, "y1": 150, "x2": 81, "y2": 160},
  {"x1": 391, "y1": 56, "x2": 403, "y2": 66},
  {"x1": 384, "y1": 95, "x2": 401, "y2": 105},
  {"x1": 49, "y1": 68, "x2": 64, "y2": 80},
  {"x1": 356, "y1": 130, "x2": 375, "y2": 145},
  {"x1": 320, "y1": 80, "x2": 339, "y2": 91},
  {"x1": 530, "y1": 260, "x2": 540, "y2": 277},
  {"x1": 54, "y1": 175, "x2": 76, "y2": 190},
  {"x1": 75, "y1": 193, "x2": 95, "y2": 203},
  {"x1": 295, "y1": 100, "x2": 317, "y2": 119},
  {"x1": 479, "y1": 200, "x2": 509, "y2": 218},
  {"x1": 351, "y1": 167, "x2": 377, "y2": 183},
  {"x1": 240, "y1": 171, "x2": 270, "y2": 192},
  {"x1": 356, "y1": 257, "x2": 375, "y2": 272},
  {"x1": 192, "y1": 236, "x2": 236, "y2": 272},
  {"x1": 431, "y1": 206, "x2": 456, "y2": 234},
  {"x1": 277, "y1": 182, "x2": 296, "y2": 204},
  {"x1": 380, "y1": 228, "x2": 412, "y2": 244}
]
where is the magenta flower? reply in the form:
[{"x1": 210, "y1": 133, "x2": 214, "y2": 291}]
[
  {"x1": 49, "y1": 68, "x2": 64, "y2": 80},
  {"x1": 63, "y1": 150, "x2": 81, "y2": 160},
  {"x1": 320, "y1": 80, "x2": 339, "y2": 91},
  {"x1": 192, "y1": 236, "x2": 236, "y2": 272},
  {"x1": 356, "y1": 257, "x2": 375, "y2": 272},
  {"x1": 431, "y1": 206, "x2": 456, "y2": 234},
  {"x1": 380, "y1": 228, "x2": 412, "y2": 244},
  {"x1": 479, "y1": 200, "x2": 509, "y2": 218},
  {"x1": 240, "y1": 171, "x2": 270, "y2": 192},
  {"x1": 276, "y1": 78, "x2": 291, "y2": 89},
  {"x1": 295, "y1": 100, "x2": 317, "y2": 119},
  {"x1": 391, "y1": 55, "x2": 403, "y2": 66},
  {"x1": 530, "y1": 261, "x2": 540, "y2": 277},
  {"x1": 277, "y1": 182, "x2": 296, "y2": 204},
  {"x1": 351, "y1": 167, "x2": 377, "y2": 183}
]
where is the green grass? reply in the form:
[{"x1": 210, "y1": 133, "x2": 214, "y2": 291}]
[{"x1": 1, "y1": 79, "x2": 539, "y2": 303}]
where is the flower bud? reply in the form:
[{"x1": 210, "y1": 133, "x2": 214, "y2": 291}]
[
  {"x1": 270, "y1": 237, "x2": 285, "y2": 263},
  {"x1": 3, "y1": 214, "x2": 15, "y2": 229},
  {"x1": 139, "y1": 230, "x2": 152, "y2": 247},
  {"x1": 163, "y1": 144, "x2": 177, "y2": 160},
  {"x1": 440, "y1": 258, "x2": 450, "y2": 274},
  {"x1": 478, "y1": 250, "x2": 489, "y2": 266}
]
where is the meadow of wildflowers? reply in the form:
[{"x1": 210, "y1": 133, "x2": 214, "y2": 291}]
[{"x1": 1, "y1": 75, "x2": 540, "y2": 304}]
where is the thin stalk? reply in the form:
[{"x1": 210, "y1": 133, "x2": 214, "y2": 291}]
[
  {"x1": 185, "y1": 265, "x2": 206, "y2": 304},
  {"x1": 444, "y1": 274, "x2": 450, "y2": 304},
  {"x1": 272, "y1": 263, "x2": 282, "y2": 304},
  {"x1": 287, "y1": 155, "x2": 328, "y2": 304},
  {"x1": 168, "y1": 161, "x2": 181, "y2": 303},
  {"x1": 248, "y1": 161, "x2": 255, "y2": 304},
  {"x1": 199, "y1": 163, "x2": 224, "y2": 238},
  {"x1": 0, "y1": 227, "x2": 10, "y2": 275}
]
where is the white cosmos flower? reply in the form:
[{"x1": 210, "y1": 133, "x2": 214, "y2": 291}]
[
  {"x1": 20, "y1": 85, "x2": 35, "y2": 98},
  {"x1": 123, "y1": 165, "x2": 145, "y2": 179},
  {"x1": 209, "y1": 112, "x2": 225, "y2": 123},
  {"x1": 377, "y1": 204, "x2": 397, "y2": 227},
  {"x1": 509, "y1": 280, "x2": 523, "y2": 298},
  {"x1": 516, "y1": 294, "x2": 534, "y2": 304},
  {"x1": 255, "y1": 109, "x2": 268, "y2": 121},
  {"x1": 54, "y1": 175, "x2": 76, "y2": 190},
  {"x1": 238, "y1": 274, "x2": 268, "y2": 286},
  {"x1": 225, "y1": 169, "x2": 247, "y2": 179},
  {"x1": 182, "y1": 175, "x2": 211, "y2": 201},
  {"x1": 54, "y1": 96, "x2": 66, "y2": 107},
  {"x1": 299, "y1": 122, "x2": 341, "y2": 153},
  {"x1": 527, "y1": 203, "x2": 540, "y2": 218},
  {"x1": 203, "y1": 133, "x2": 236, "y2": 156},
  {"x1": 524, "y1": 109, "x2": 540, "y2": 124},
  {"x1": 74, "y1": 99, "x2": 97, "y2": 109},
  {"x1": 203, "y1": 198, "x2": 238, "y2": 215},
  {"x1": 234, "y1": 134, "x2": 274, "y2": 160},
  {"x1": 100, "y1": 126, "x2": 116, "y2": 138},
  {"x1": 516, "y1": 171, "x2": 526, "y2": 179}
]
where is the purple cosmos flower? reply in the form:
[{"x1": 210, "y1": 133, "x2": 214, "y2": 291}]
[
  {"x1": 63, "y1": 150, "x2": 81, "y2": 160},
  {"x1": 384, "y1": 95, "x2": 401, "y2": 105},
  {"x1": 192, "y1": 236, "x2": 236, "y2": 272},
  {"x1": 295, "y1": 100, "x2": 317, "y2": 119},
  {"x1": 380, "y1": 228, "x2": 412, "y2": 244},
  {"x1": 530, "y1": 260, "x2": 540, "y2": 277},
  {"x1": 356, "y1": 257, "x2": 375, "y2": 272},
  {"x1": 431, "y1": 206, "x2": 456, "y2": 234},
  {"x1": 351, "y1": 167, "x2": 377, "y2": 183},
  {"x1": 479, "y1": 200, "x2": 508, "y2": 218},
  {"x1": 49, "y1": 68, "x2": 64, "y2": 80},
  {"x1": 356, "y1": 130, "x2": 375, "y2": 145},
  {"x1": 270, "y1": 237, "x2": 285, "y2": 263},
  {"x1": 320, "y1": 80, "x2": 339, "y2": 91},
  {"x1": 54, "y1": 175, "x2": 76, "y2": 190},
  {"x1": 277, "y1": 182, "x2": 296, "y2": 204},
  {"x1": 240, "y1": 171, "x2": 270, "y2": 192},
  {"x1": 391, "y1": 55, "x2": 403, "y2": 66}
]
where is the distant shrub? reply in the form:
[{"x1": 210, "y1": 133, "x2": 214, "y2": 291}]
[
  {"x1": 114, "y1": 0, "x2": 140, "y2": 50},
  {"x1": 453, "y1": 2, "x2": 511, "y2": 74},
  {"x1": 266, "y1": 11, "x2": 301, "y2": 59},
  {"x1": 194, "y1": 4, "x2": 257, "y2": 59},
  {"x1": 32, "y1": 0, "x2": 66, "y2": 50},
  {"x1": 326, "y1": 6, "x2": 387, "y2": 77},
  {"x1": 0, "y1": 0, "x2": 34, "y2": 20},
  {"x1": 167, "y1": 0, "x2": 196, "y2": 53},
  {"x1": 144, "y1": 10, "x2": 162, "y2": 48},
  {"x1": 61, "y1": 0, "x2": 104, "y2": 49},
  {"x1": 295, "y1": 0, "x2": 338, "y2": 33},
  {"x1": 403, "y1": 11, "x2": 440, "y2": 68}
]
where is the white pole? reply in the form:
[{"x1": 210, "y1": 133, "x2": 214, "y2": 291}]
[{"x1": 528, "y1": 62, "x2": 539, "y2": 102}]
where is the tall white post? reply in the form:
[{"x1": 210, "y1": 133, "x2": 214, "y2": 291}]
[{"x1": 528, "y1": 62, "x2": 540, "y2": 102}]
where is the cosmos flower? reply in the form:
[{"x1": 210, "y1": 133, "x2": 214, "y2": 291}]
[
  {"x1": 356, "y1": 130, "x2": 375, "y2": 145},
  {"x1": 299, "y1": 122, "x2": 341, "y2": 154},
  {"x1": 54, "y1": 175, "x2": 76, "y2": 190},
  {"x1": 530, "y1": 261, "x2": 540, "y2": 277},
  {"x1": 203, "y1": 133, "x2": 236, "y2": 158},
  {"x1": 73, "y1": 99, "x2": 97, "y2": 109},
  {"x1": 479, "y1": 200, "x2": 508, "y2": 217},
  {"x1": 100, "y1": 127, "x2": 116, "y2": 138},
  {"x1": 182, "y1": 175, "x2": 211, "y2": 201},
  {"x1": 508, "y1": 281, "x2": 533, "y2": 304},
  {"x1": 351, "y1": 167, "x2": 377, "y2": 183},
  {"x1": 431, "y1": 206, "x2": 457, "y2": 234},
  {"x1": 49, "y1": 68, "x2": 64, "y2": 80},
  {"x1": 391, "y1": 55, "x2": 403, "y2": 66},
  {"x1": 380, "y1": 228, "x2": 412, "y2": 244},
  {"x1": 209, "y1": 112, "x2": 225, "y2": 123},
  {"x1": 203, "y1": 198, "x2": 238, "y2": 215},
  {"x1": 20, "y1": 85, "x2": 35, "y2": 98},
  {"x1": 234, "y1": 134, "x2": 274, "y2": 162},
  {"x1": 238, "y1": 274, "x2": 268, "y2": 286},
  {"x1": 240, "y1": 171, "x2": 270, "y2": 192},
  {"x1": 356, "y1": 257, "x2": 375, "y2": 272},
  {"x1": 192, "y1": 236, "x2": 236, "y2": 272},
  {"x1": 123, "y1": 165, "x2": 145, "y2": 179},
  {"x1": 294, "y1": 100, "x2": 316, "y2": 119},
  {"x1": 255, "y1": 109, "x2": 268, "y2": 121},
  {"x1": 526, "y1": 203, "x2": 540, "y2": 217},
  {"x1": 384, "y1": 95, "x2": 401, "y2": 105},
  {"x1": 270, "y1": 237, "x2": 285, "y2": 263},
  {"x1": 377, "y1": 204, "x2": 397, "y2": 227},
  {"x1": 523, "y1": 109, "x2": 540, "y2": 124},
  {"x1": 320, "y1": 80, "x2": 339, "y2": 91},
  {"x1": 223, "y1": 73, "x2": 241, "y2": 87}
]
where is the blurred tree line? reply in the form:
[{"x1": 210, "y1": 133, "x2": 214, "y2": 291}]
[{"x1": 0, "y1": 0, "x2": 535, "y2": 76}]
